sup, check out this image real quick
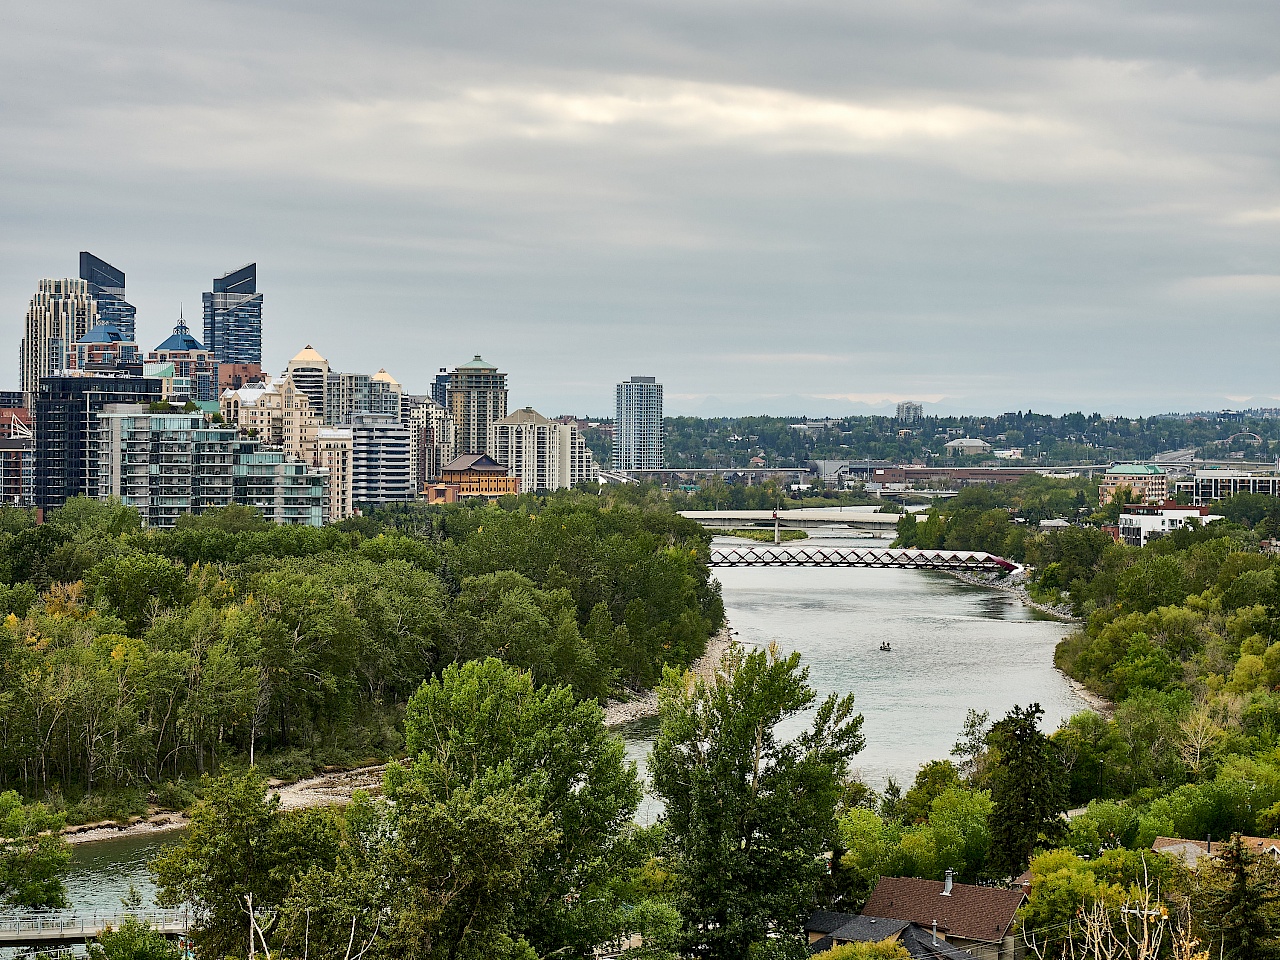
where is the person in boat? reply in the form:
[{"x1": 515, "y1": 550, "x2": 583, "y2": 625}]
[{"x1": 879, "y1": 641, "x2": 892, "y2": 652}]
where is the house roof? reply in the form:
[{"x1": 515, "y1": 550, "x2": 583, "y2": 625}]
[
  {"x1": 807, "y1": 911, "x2": 859, "y2": 936},
  {"x1": 944, "y1": 438, "x2": 990, "y2": 449},
  {"x1": 899, "y1": 924, "x2": 980, "y2": 960},
  {"x1": 442, "y1": 453, "x2": 508, "y2": 473},
  {"x1": 1153, "y1": 836, "x2": 1280, "y2": 866},
  {"x1": 154, "y1": 317, "x2": 206, "y2": 353},
  {"x1": 861, "y1": 877, "x2": 1026, "y2": 944},
  {"x1": 830, "y1": 916, "x2": 911, "y2": 942}
]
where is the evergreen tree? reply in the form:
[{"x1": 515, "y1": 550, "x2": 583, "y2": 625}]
[
  {"x1": 987, "y1": 703, "x2": 1066, "y2": 877},
  {"x1": 1199, "y1": 834, "x2": 1280, "y2": 960},
  {"x1": 651, "y1": 643, "x2": 864, "y2": 959}
]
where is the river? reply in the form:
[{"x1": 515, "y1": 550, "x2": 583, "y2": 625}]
[{"x1": 61, "y1": 552, "x2": 1086, "y2": 909}]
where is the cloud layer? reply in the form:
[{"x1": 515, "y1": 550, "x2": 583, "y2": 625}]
[{"x1": 2, "y1": 0, "x2": 1277, "y2": 415}]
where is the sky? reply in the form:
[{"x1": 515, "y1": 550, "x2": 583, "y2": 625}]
[{"x1": 1, "y1": 0, "x2": 1277, "y2": 418}]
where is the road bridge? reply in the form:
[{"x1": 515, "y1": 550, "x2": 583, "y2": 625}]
[
  {"x1": 681, "y1": 508, "x2": 905, "y2": 531},
  {"x1": 709, "y1": 543, "x2": 1019, "y2": 573},
  {"x1": 0, "y1": 909, "x2": 189, "y2": 947}
]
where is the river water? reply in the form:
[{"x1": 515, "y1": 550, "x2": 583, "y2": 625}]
[{"x1": 61, "y1": 548, "x2": 1086, "y2": 909}]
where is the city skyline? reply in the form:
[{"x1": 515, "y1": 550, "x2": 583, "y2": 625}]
[{"x1": 2, "y1": 2, "x2": 1277, "y2": 417}]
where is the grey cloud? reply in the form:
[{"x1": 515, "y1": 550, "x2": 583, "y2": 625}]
[{"x1": 1, "y1": 0, "x2": 1277, "y2": 416}]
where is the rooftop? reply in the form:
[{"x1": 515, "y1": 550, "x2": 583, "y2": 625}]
[
  {"x1": 495, "y1": 406, "x2": 552, "y2": 426},
  {"x1": 288, "y1": 345, "x2": 328, "y2": 366},
  {"x1": 153, "y1": 316, "x2": 206, "y2": 353},
  {"x1": 372, "y1": 368, "x2": 400, "y2": 386},
  {"x1": 861, "y1": 876, "x2": 1026, "y2": 944},
  {"x1": 78, "y1": 322, "x2": 131, "y2": 346},
  {"x1": 442, "y1": 453, "x2": 508, "y2": 473},
  {"x1": 455, "y1": 355, "x2": 498, "y2": 371}
]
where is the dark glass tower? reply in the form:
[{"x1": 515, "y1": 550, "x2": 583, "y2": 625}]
[
  {"x1": 202, "y1": 263, "x2": 263, "y2": 365},
  {"x1": 79, "y1": 252, "x2": 137, "y2": 343}
]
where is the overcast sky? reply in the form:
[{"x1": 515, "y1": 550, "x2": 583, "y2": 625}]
[{"x1": 2, "y1": 0, "x2": 1277, "y2": 417}]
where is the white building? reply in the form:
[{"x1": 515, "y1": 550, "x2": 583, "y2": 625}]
[
  {"x1": 405, "y1": 395, "x2": 456, "y2": 491},
  {"x1": 896, "y1": 401, "x2": 923, "y2": 423},
  {"x1": 1117, "y1": 504, "x2": 1223, "y2": 548},
  {"x1": 350, "y1": 413, "x2": 413, "y2": 504},
  {"x1": 614, "y1": 376, "x2": 663, "y2": 471},
  {"x1": 488, "y1": 406, "x2": 599, "y2": 491},
  {"x1": 22, "y1": 278, "x2": 98, "y2": 406}
]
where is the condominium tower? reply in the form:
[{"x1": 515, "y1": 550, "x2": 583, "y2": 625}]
[
  {"x1": 79, "y1": 252, "x2": 136, "y2": 343},
  {"x1": 203, "y1": 263, "x2": 262, "y2": 365},
  {"x1": 488, "y1": 407, "x2": 599, "y2": 491},
  {"x1": 614, "y1": 376, "x2": 663, "y2": 471},
  {"x1": 896, "y1": 401, "x2": 924, "y2": 423},
  {"x1": 21, "y1": 278, "x2": 98, "y2": 407},
  {"x1": 448, "y1": 356, "x2": 507, "y2": 456}
]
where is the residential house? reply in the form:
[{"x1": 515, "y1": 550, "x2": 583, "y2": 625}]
[{"x1": 859, "y1": 874, "x2": 1026, "y2": 960}]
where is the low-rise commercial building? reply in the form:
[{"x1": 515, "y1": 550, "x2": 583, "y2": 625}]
[
  {"x1": 438, "y1": 453, "x2": 520, "y2": 499},
  {"x1": 1179, "y1": 469, "x2": 1280, "y2": 506},
  {"x1": 943, "y1": 438, "x2": 992, "y2": 457}
]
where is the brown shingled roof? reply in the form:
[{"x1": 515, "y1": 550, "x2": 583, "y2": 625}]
[{"x1": 861, "y1": 877, "x2": 1026, "y2": 944}]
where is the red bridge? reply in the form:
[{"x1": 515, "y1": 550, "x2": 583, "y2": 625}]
[{"x1": 708, "y1": 544, "x2": 1019, "y2": 573}]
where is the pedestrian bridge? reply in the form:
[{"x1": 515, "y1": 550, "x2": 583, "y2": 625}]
[
  {"x1": 708, "y1": 544, "x2": 1020, "y2": 573},
  {"x1": 0, "y1": 909, "x2": 189, "y2": 946}
]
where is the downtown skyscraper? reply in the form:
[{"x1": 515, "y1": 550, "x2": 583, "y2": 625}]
[
  {"x1": 614, "y1": 376, "x2": 664, "y2": 471},
  {"x1": 79, "y1": 252, "x2": 136, "y2": 343},
  {"x1": 203, "y1": 263, "x2": 262, "y2": 365}
]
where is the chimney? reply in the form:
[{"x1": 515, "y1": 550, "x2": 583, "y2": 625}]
[{"x1": 942, "y1": 869, "x2": 953, "y2": 896}]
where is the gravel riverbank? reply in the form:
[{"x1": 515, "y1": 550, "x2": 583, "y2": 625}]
[{"x1": 602, "y1": 625, "x2": 736, "y2": 727}]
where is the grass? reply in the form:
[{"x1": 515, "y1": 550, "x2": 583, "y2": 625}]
[{"x1": 726, "y1": 529, "x2": 809, "y2": 543}]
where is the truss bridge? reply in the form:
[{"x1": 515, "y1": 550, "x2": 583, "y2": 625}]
[{"x1": 708, "y1": 544, "x2": 1019, "y2": 573}]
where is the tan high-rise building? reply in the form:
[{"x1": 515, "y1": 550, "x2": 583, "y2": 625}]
[
  {"x1": 448, "y1": 356, "x2": 507, "y2": 455},
  {"x1": 285, "y1": 346, "x2": 330, "y2": 419},
  {"x1": 219, "y1": 373, "x2": 319, "y2": 464},
  {"x1": 21, "y1": 278, "x2": 99, "y2": 406},
  {"x1": 316, "y1": 427, "x2": 354, "y2": 522},
  {"x1": 488, "y1": 406, "x2": 599, "y2": 492}
]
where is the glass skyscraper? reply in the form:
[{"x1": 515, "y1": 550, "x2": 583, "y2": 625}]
[
  {"x1": 203, "y1": 263, "x2": 262, "y2": 365},
  {"x1": 79, "y1": 252, "x2": 136, "y2": 343}
]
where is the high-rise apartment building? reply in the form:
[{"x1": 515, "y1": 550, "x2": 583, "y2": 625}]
[
  {"x1": 405, "y1": 395, "x2": 455, "y2": 490},
  {"x1": 614, "y1": 376, "x2": 663, "y2": 471},
  {"x1": 315, "y1": 427, "x2": 354, "y2": 523},
  {"x1": 203, "y1": 263, "x2": 262, "y2": 365},
  {"x1": 488, "y1": 407, "x2": 598, "y2": 492},
  {"x1": 896, "y1": 401, "x2": 924, "y2": 423},
  {"x1": 350, "y1": 414, "x2": 412, "y2": 504},
  {"x1": 79, "y1": 252, "x2": 136, "y2": 343},
  {"x1": 232, "y1": 445, "x2": 328, "y2": 526},
  {"x1": 69, "y1": 323, "x2": 141, "y2": 373},
  {"x1": 98, "y1": 408, "x2": 238, "y2": 528},
  {"x1": 431, "y1": 368, "x2": 450, "y2": 409},
  {"x1": 148, "y1": 314, "x2": 219, "y2": 401},
  {"x1": 21, "y1": 278, "x2": 98, "y2": 406},
  {"x1": 285, "y1": 346, "x2": 330, "y2": 418},
  {"x1": 219, "y1": 374, "x2": 319, "y2": 464},
  {"x1": 33, "y1": 374, "x2": 163, "y2": 508},
  {"x1": 448, "y1": 356, "x2": 507, "y2": 455}
]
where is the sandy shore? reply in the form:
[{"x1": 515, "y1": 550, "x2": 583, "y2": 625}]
[
  {"x1": 602, "y1": 625, "x2": 736, "y2": 727},
  {"x1": 63, "y1": 765, "x2": 388, "y2": 844}
]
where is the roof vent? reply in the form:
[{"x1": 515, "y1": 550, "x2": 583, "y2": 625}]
[{"x1": 942, "y1": 868, "x2": 953, "y2": 896}]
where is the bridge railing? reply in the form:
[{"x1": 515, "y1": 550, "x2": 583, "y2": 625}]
[{"x1": 0, "y1": 908, "x2": 190, "y2": 940}]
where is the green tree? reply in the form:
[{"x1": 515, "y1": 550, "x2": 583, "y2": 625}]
[
  {"x1": 398, "y1": 658, "x2": 642, "y2": 956},
  {"x1": 988, "y1": 704, "x2": 1067, "y2": 877},
  {"x1": 651, "y1": 644, "x2": 865, "y2": 959},
  {"x1": 150, "y1": 771, "x2": 342, "y2": 958},
  {"x1": 88, "y1": 916, "x2": 184, "y2": 960},
  {"x1": 1198, "y1": 834, "x2": 1280, "y2": 960},
  {"x1": 0, "y1": 791, "x2": 71, "y2": 908}
]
